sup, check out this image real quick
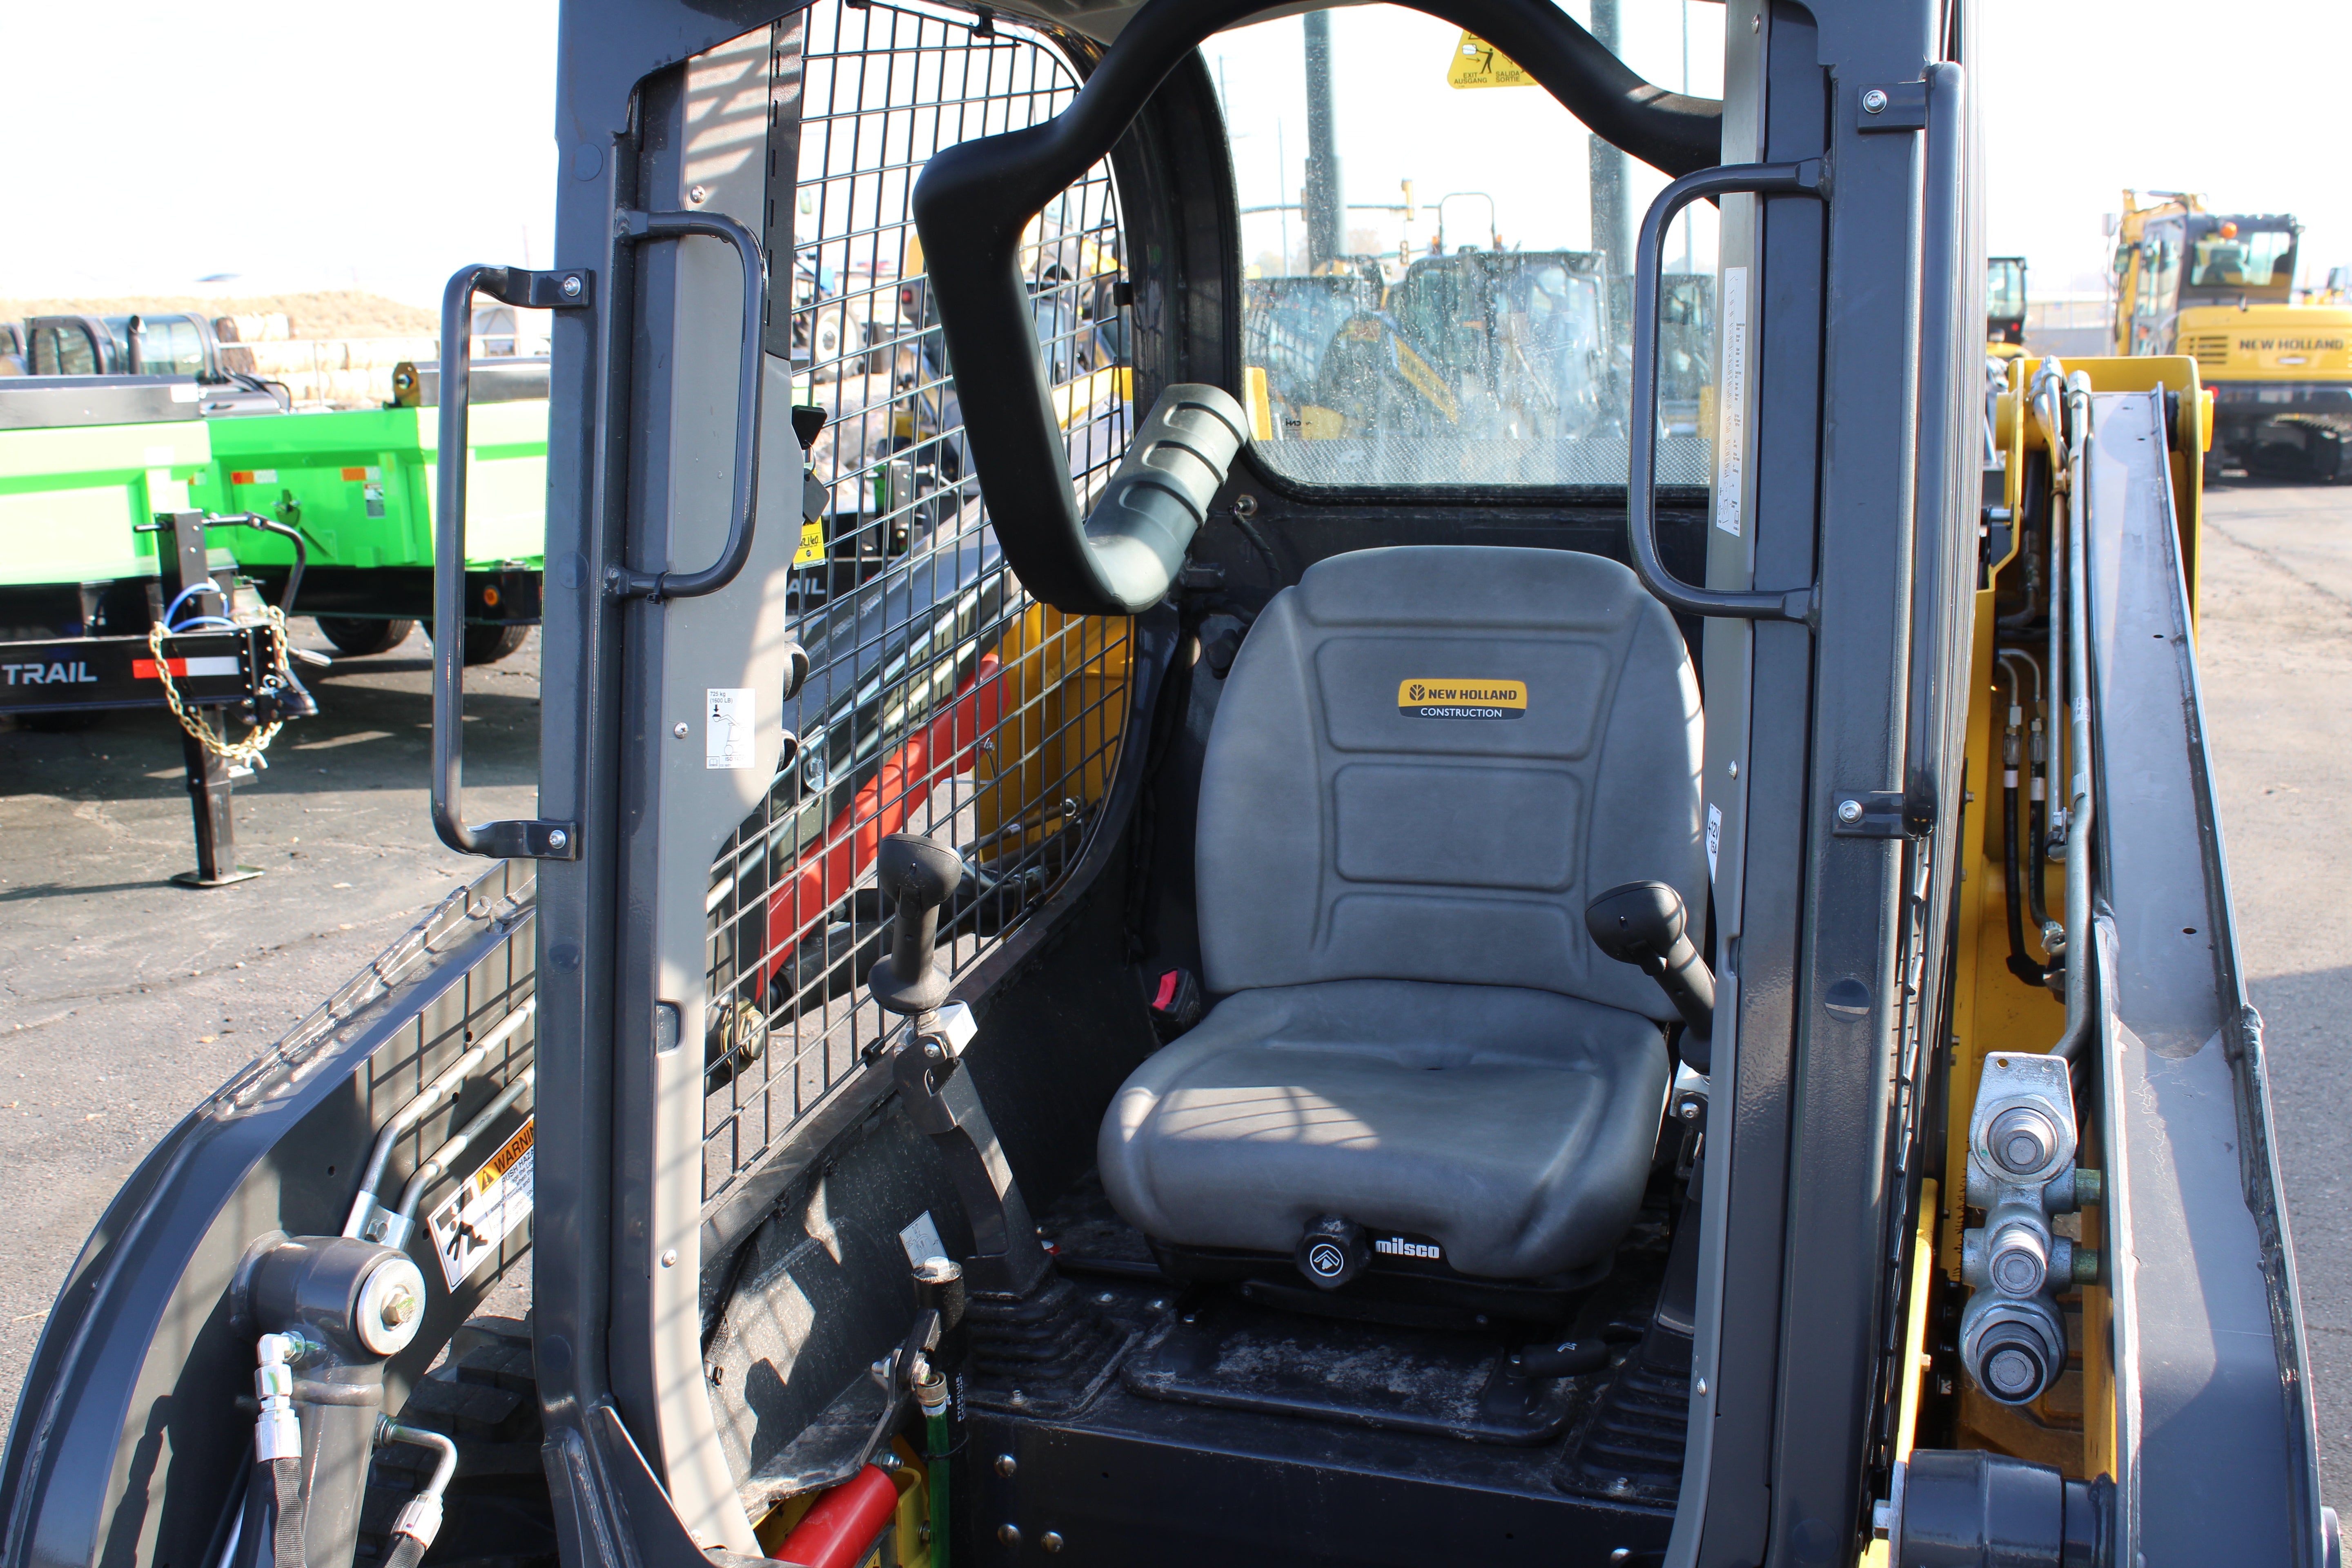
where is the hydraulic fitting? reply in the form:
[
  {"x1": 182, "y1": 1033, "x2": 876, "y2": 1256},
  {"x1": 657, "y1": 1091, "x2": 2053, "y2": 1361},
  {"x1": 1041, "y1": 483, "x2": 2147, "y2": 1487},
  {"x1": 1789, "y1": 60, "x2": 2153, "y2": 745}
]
[{"x1": 1958, "y1": 1053, "x2": 2100, "y2": 1406}]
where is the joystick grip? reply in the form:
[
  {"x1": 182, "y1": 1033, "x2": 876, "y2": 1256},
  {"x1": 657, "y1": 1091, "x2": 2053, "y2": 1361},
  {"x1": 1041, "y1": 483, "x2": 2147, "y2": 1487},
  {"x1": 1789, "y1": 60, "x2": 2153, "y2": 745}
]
[{"x1": 868, "y1": 833, "x2": 963, "y2": 1017}]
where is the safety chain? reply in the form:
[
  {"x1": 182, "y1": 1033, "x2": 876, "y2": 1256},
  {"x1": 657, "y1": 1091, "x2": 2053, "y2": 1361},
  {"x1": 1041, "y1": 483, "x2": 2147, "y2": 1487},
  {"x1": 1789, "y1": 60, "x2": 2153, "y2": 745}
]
[{"x1": 149, "y1": 604, "x2": 294, "y2": 766}]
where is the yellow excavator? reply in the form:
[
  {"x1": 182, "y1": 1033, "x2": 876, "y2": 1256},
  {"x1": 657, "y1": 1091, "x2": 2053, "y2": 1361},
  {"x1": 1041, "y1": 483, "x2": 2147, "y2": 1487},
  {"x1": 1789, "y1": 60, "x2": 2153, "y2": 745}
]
[{"x1": 2111, "y1": 189, "x2": 2352, "y2": 478}]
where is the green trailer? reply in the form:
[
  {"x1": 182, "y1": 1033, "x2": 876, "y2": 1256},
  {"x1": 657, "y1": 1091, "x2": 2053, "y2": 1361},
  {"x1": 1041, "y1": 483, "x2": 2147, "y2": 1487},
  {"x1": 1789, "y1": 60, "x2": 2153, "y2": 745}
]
[
  {"x1": 205, "y1": 396, "x2": 548, "y2": 664},
  {"x1": 0, "y1": 377, "x2": 319, "y2": 883}
]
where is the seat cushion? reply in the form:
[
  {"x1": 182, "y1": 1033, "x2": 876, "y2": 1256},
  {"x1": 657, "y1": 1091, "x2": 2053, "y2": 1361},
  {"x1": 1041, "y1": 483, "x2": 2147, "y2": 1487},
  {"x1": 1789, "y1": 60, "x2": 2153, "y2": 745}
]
[
  {"x1": 1193, "y1": 544, "x2": 1705, "y2": 1021},
  {"x1": 1098, "y1": 980, "x2": 1670, "y2": 1280}
]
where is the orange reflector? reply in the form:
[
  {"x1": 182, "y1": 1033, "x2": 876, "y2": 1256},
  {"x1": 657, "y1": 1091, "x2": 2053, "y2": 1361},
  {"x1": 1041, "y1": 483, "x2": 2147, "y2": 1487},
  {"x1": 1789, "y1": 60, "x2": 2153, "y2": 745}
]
[
  {"x1": 229, "y1": 470, "x2": 256, "y2": 485},
  {"x1": 482, "y1": 586, "x2": 501, "y2": 607},
  {"x1": 341, "y1": 466, "x2": 368, "y2": 481}
]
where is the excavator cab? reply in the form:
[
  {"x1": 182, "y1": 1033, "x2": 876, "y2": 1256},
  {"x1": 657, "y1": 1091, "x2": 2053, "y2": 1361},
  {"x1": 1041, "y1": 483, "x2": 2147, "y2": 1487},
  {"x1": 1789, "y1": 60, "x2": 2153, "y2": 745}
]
[{"x1": 4, "y1": 4, "x2": 2334, "y2": 1568}]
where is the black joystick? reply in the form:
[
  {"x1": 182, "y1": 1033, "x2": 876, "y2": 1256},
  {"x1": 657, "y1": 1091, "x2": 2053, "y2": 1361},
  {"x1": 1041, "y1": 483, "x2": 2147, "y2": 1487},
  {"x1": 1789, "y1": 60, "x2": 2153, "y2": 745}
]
[
  {"x1": 1585, "y1": 880, "x2": 1715, "y2": 1071},
  {"x1": 867, "y1": 833, "x2": 963, "y2": 1018}
]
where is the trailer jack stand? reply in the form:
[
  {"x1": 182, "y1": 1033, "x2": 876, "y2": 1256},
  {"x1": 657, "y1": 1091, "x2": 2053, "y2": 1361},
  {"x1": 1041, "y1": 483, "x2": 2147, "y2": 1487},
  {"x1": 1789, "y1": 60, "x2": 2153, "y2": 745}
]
[{"x1": 172, "y1": 725, "x2": 262, "y2": 888}]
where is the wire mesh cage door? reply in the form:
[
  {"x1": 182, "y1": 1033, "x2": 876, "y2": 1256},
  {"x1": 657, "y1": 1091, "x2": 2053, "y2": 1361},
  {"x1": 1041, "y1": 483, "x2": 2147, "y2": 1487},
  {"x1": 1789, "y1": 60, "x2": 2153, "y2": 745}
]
[{"x1": 701, "y1": 0, "x2": 1140, "y2": 1207}]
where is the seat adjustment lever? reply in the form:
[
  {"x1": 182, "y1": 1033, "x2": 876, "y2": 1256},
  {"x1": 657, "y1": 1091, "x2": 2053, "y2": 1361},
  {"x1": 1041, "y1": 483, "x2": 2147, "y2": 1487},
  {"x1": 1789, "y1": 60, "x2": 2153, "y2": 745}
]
[{"x1": 1585, "y1": 880, "x2": 1715, "y2": 1072}]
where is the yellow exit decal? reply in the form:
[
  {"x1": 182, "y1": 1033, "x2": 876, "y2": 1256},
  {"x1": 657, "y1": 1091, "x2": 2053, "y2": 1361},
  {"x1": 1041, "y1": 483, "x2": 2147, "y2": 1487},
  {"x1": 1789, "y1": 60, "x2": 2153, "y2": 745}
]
[
  {"x1": 1398, "y1": 678, "x2": 1528, "y2": 719},
  {"x1": 793, "y1": 517, "x2": 826, "y2": 567},
  {"x1": 1448, "y1": 33, "x2": 1532, "y2": 89}
]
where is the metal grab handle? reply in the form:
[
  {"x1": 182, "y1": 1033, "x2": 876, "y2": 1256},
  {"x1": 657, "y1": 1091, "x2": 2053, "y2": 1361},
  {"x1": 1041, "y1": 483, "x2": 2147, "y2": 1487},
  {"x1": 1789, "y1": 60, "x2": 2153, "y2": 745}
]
[
  {"x1": 1627, "y1": 158, "x2": 1824, "y2": 622},
  {"x1": 606, "y1": 209, "x2": 768, "y2": 601},
  {"x1": 434, "y1": 262, "x2": 592, "y2": 861},
  {"x1": 1901, "y1": 62, "x2": 1968, "y2": 836}
]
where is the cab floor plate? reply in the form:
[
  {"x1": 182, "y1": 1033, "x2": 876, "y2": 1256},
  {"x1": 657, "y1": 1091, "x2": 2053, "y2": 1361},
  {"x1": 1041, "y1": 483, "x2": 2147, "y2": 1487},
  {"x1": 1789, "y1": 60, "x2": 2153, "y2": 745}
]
[{"x1": 1121, "y1": 1296, "x2": 1582, "y2": 1445}]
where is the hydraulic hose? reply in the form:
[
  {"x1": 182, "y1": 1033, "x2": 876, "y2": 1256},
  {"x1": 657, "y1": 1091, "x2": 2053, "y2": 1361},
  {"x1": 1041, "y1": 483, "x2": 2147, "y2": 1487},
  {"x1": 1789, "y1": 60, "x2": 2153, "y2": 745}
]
[
  {"x1": 1995, "y1": 446, "x2": 2052, "y2": 632},
  {"x1": 2007, "y1": 648, "x2": 2057, "y2": 938},
  {"x1": 267, "y1": 1457, "x2": 307, "y2": 1568},
  {"x1": 2051, "y1": 372, "x2": 2098, "y2": 1060},
  {"x1": 343, "y1": 997, "x2": 535, "y2": 1241},
  {"x1": 1993, "y1": 661, "x2": 2046, "y2": 987}
]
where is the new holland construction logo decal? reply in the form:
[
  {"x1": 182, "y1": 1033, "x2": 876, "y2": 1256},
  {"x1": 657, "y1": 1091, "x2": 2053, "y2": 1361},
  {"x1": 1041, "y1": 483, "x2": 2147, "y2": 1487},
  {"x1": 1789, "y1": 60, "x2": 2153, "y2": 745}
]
[{"x1": 1397, "y1": 677, "x2": 1528, "y2": 720}]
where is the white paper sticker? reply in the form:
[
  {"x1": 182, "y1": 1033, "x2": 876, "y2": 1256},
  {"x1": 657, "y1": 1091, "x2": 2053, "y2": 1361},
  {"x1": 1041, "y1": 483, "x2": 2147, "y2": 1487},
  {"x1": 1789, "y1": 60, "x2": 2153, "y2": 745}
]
[
  {"x1": 1706, "y1": 802, "x2": 1724, "y2": 883},
  {"x1": 426, "y1": 1116, "x2": 534, "y2": 1290},
  {"x1": 898, "y1": 1211, "x2": 949, "y2": 1269},
  {"x1": 706, "y1": 687, "x2": 755, "y2": 770},
  {"x1": 1713, "y1": 265, "x2": 1749, "y2": 538},
  {"x1": 168, "y1": 383, "x2": 200, "y2": 403},
  {"x1": 147, "y1": 470, "x2": 190, "y2": 512}
]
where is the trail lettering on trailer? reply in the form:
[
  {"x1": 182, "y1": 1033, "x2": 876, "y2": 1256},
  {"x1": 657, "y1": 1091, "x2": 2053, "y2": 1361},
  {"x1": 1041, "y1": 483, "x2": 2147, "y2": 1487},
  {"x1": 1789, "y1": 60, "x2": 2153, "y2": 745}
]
[{"x1": 2, "y1": 662, "x2": 98, "y2": 685}]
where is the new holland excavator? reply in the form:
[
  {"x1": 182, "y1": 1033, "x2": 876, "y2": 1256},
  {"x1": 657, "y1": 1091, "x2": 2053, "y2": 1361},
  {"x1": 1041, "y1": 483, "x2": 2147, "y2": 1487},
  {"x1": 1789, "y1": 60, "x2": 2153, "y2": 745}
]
[
  {"x1": 2110, "y1": 189, "x2": 2352, "y2": 479},
  {"x1": 2, "y1": 4, "x2": 2332, "y2": 1568}
]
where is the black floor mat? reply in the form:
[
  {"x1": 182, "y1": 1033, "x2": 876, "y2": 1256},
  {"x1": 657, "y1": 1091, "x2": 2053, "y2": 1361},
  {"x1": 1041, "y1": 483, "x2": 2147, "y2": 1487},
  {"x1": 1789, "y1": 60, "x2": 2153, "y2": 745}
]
[{"x1": 1122, "y1": 1295, "x2": 1583, "y2": 1445}]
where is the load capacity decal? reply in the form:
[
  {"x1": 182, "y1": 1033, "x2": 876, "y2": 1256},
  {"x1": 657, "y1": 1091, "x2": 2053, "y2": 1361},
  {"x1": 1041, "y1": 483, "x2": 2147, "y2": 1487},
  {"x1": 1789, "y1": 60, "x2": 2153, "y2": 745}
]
[
  {"x1": 426, "y1": 1115, "x2": 534, "y2": 1289},
  {"x1": 1396, "y1": 678, "x2": 1527, "y2": 720}
]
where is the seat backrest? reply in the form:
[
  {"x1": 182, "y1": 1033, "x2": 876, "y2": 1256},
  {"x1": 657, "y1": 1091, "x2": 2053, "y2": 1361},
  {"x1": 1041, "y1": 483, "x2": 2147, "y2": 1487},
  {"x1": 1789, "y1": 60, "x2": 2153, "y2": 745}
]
[{"x1": 1195, "y1": 545, "x2": 1704, "y2": 1021}]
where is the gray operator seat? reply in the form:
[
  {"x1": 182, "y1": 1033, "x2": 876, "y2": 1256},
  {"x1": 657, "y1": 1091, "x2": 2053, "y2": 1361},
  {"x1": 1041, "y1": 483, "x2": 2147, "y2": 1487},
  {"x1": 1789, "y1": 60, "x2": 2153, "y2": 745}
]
[{"x1": 1098, "y1": 545, "x2": 1706, "y2": 1281}]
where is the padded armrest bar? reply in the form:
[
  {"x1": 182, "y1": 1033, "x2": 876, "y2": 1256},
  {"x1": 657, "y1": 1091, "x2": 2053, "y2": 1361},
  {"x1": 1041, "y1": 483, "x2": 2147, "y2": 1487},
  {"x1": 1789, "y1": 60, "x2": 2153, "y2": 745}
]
[{"x1": 911, "y1": 0, "x2": 1720, "y2": 616}]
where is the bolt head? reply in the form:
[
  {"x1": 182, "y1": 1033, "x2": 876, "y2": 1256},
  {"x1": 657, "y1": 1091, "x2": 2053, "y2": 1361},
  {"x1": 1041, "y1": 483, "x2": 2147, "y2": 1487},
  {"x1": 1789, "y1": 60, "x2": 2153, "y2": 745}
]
[
  {"x1": 1985, "y1": 1344, "x2": 2040, "y2": 1397},
  {"x1": 1041, "y1": 1531, "x2": 1065, "y2": 1553},
  {"x1": 995, "y1": 1453, "x2": 1018, "y2": 1477},
  {"x1": 561, "y1": 274, "x2": 583, "y2": 298},
  {"x1": 546, "y1": 829, "x2": 568, "y2": 849},
  {"x1": 1862, "y1": 87, "x2": 1890, "y2": 114},
  {"x1": 1987, "y1": 1105, "x2": 2058, "y2": 1175},
  {"x1": 998, "y1": 1524, "x2": 1021, "y2": 1546},
  {"x1": 659, "y1": 1248, "x2": 679, "y2": 1269},
  {"x1": 674, "y1": 721, "x2": 690, "y2": 738},
  {"x1": 1837, "y1": 797, "x2": 1865, "y2": 824},
  {"x1": 1677, "y1": 1098, "x2": 1702, "y2": 1121},
  {"x1": 381, "y1": 1286, "x2": 419, "y2": 1327},
  {"x1": 689, "y1": 185, "x2": 708, "y2": 205}
]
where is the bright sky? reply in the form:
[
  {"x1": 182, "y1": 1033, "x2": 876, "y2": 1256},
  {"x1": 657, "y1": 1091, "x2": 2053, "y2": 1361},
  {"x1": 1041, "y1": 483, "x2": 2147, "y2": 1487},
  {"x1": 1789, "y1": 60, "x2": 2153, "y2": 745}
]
[{"x1": 3, "y1": 1, "x2": 2346, "y2": 309}]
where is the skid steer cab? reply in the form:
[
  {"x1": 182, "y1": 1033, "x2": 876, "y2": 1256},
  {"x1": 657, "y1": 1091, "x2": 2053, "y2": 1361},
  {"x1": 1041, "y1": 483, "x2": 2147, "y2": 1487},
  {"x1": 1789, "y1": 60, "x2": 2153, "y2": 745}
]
[{"x1": 4, "y1": 4, "x2": 2335, "y2": 1568}]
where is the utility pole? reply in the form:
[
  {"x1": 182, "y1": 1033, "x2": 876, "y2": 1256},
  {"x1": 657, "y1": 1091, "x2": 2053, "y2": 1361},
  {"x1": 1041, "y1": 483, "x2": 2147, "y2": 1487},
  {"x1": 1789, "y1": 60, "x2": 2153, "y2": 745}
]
[
  {"x1": 1303, "y1": 10, "x2": 1344, "y2": 272},
  {"x1": 1587, "y1": 0, "x2": 1629, "y2": 276}
]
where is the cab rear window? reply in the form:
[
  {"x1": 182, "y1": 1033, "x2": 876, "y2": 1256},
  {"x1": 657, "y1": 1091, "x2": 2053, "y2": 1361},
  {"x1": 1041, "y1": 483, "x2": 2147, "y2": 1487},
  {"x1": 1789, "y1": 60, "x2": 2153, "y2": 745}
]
[{"x1": 1205, "y1": 4, "x2": 1720, "y2": 489}]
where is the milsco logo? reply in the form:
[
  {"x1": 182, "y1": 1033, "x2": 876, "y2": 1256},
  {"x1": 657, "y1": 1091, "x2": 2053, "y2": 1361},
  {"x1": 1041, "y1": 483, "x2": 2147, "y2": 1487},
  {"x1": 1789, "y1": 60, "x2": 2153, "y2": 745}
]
[
  {"x1": 2, "y1": 661, "x2": 99, "y2": 686},
  {"x1": 1396, "y1": 677, "x2": 1528, "y2": 721},
  {"x1": 1375, "y1": 1236, "x2": 1442, "y2": 1261}
]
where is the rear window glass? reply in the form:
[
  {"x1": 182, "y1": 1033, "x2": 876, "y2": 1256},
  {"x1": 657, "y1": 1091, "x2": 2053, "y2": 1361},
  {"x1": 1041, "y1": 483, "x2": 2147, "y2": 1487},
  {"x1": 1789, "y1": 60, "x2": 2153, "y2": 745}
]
[{"x1": 1205, "y1": 4, "x2": 1720, "y2": 489}]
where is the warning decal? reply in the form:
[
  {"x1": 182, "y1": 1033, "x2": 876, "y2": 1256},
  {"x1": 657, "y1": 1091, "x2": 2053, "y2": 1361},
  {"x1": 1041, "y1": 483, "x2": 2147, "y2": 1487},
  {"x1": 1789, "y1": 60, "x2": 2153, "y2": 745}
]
[
  {"x1": 706, "y1": 687, "x2": 755, "y2": 770},
  {"x1": 1397, "y1": 678, "x2": 1527, "y2": 720},
  {"x1": 426, "y1": 1116, "x2": 534, "y2": 1290},
  {"x1": 794, "y1": 517, "x2": 826, "y2": 567},
  {"x1": 1446, "y1": 32, "x2": 1532, "y2": 89}
]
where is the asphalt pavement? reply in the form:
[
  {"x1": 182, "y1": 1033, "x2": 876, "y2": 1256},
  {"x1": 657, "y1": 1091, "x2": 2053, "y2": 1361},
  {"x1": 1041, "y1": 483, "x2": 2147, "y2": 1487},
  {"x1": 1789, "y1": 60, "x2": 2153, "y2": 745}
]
[
  {"x1": 0, "y1": 622, "x2": 537, "y2": 1427},
  {"x1": 2195, "y1": 476, "x2": 2352, "y2": 1504},
  {"x1": 0, "y1": 483, "x2": 2347, "y2": 1506}
]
